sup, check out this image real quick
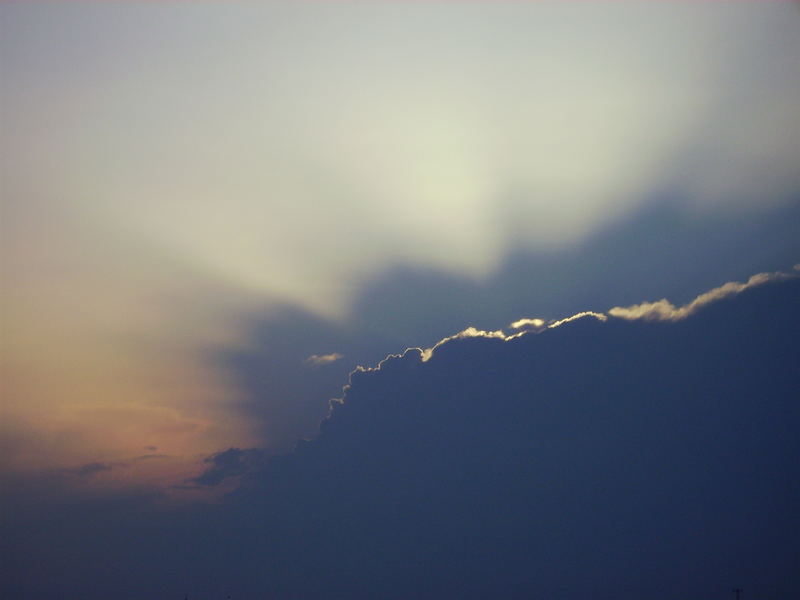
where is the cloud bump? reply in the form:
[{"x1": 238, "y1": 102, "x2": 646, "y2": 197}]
[{"x1": 509, "y1": 318, "x2": 546, "y2": 330}]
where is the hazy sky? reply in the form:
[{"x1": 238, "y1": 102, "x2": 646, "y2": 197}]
[
  {"x1": 2, "y1": 2, "x2": 799, "y2": 484},
  {"x1": 2, "y1": 3, "x2": 800, "y2": 598}
]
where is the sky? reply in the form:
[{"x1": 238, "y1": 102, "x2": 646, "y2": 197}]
[{"x1": 1, "y1": 2, "x2": 799, "y2": 598}]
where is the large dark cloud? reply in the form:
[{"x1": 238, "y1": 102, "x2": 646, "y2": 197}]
[
  {"x1": 221, "y1": 275, "x2": 799, "y2": 600},
  {"x1": 220, "y1": 199, "x2": 800, "y2": 450},
  {"x1": 6, "y1": 273, "x2": 795, "y2": 599}
]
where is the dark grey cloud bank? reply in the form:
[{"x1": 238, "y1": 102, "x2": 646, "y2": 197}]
[
  {"x1": 3, "y1": 272, "x2": 798, "y2": 599},
  {"x1": 221, "y1": 199, "x2": 800, "y2": 451}
]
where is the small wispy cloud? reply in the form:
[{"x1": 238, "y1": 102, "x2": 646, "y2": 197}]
[
  {"x1": 60, "y1": 453, "x2": 172, "y2": 479},
  {"x1": 133, "y1": 454, "x2": 170, "y2": 462},
  {"x1": 510, "y1": 318, "x2": 547, "y2": 330},
  {"x1": 548, "y1": 311, "x2": 608, "y2": 329},
  {"x1": 608, "y1": 270, "x2": 796, "y2": 322},
  {"x1": 63, "y1": 461, "x2": 130, "y2": 478},
  {"x1": 305, "y1": 353, "x2": 344, "y2": 367}
]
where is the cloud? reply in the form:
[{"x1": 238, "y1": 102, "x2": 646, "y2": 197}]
[
  {"x1": 133, "y1": 454, "x2": 169, "y2": 461},
  {"x1": 3, "y1": 274, "x2": 799, "y2": 599},
  {"x1": 420, "y1": 327, "x2": 509, "y2": 362},
  {"x1": 305, "y1": 353, "x2": 344, "y2": 367},
  {"x1": 548, "y1": 311, "x2": 608, "y2": 328},
  {"x1": 56, "y1": 454, "x2": 169, "y2": 480},
  {"x1": 418, "y1": 313, "x2": 607, "y2": 362},
  {"x1": 361, "y1": 266, "x2": 788, "y2": 371},
  {"x1": 608, "y1": 270, "x2": 796, "y2": 321},
  {"x1": 188, "y1": 447, "x2": 264, "y2": 487},
  {"x1": 67, "y1": 462, "x2": 118, "y2": 477},
  {"x1": 237, "y1": 273, "x2": 798, "y2": 598},
  {"x1": 509, "y1": 317, "x2": 546, "y2": 330},
  {"x1": 511, "y1": 314, "x2": 611, "y2": 333}
]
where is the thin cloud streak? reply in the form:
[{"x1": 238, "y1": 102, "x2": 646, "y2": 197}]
[
  {"x1": 608, "y1": 270, "x2": 796, "y2": 322},
  {"x1": 548, "y1": 311, "x2": 608, "y2": 329},
  {"x1": 348, "y1": 267, "x2": 795, "y2": 392}
]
